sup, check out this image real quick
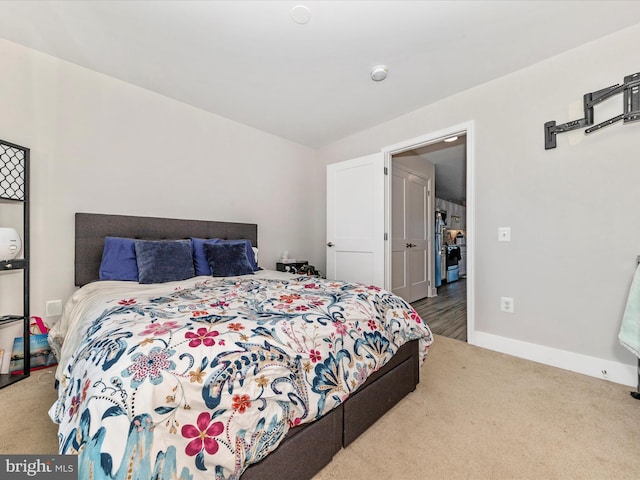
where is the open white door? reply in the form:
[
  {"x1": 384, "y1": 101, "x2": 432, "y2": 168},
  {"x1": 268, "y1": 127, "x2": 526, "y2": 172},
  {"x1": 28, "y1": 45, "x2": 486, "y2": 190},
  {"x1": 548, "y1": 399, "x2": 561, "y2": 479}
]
[{"x1": 326, "y1": 153, "x2": 385, "y2": 286}]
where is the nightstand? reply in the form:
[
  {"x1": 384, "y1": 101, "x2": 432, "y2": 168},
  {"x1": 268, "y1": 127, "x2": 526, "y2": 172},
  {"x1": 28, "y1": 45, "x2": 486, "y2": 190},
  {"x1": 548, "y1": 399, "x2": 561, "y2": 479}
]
[{"x1": 276, "y1": 261, "x2": 308, "y2": 273}]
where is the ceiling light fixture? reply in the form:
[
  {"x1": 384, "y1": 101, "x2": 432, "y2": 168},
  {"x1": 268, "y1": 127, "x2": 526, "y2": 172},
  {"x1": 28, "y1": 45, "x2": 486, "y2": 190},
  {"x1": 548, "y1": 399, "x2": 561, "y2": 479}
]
[
  {"x1": 370, "y1": 65, "x2": 388, "y2": 82},
  {"x1": 444, "y1": 136, "x2": 458, "y2": 142},
  {"x1": 291, "y1": 5, "x2": 311, "y2": 24}
]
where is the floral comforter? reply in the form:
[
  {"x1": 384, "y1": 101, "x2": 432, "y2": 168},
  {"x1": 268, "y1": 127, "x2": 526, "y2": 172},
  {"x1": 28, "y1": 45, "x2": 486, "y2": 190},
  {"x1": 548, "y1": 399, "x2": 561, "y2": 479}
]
[{"x1": 48, "y1": 271, "x2": 433, "y2": 480}]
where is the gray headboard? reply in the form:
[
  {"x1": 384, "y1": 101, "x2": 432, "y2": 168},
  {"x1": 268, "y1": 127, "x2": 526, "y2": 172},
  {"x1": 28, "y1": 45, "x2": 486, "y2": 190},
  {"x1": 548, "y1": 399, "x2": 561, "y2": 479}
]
[{"x1": 75, "y1": 212, "x2": 258, "y2": 287}]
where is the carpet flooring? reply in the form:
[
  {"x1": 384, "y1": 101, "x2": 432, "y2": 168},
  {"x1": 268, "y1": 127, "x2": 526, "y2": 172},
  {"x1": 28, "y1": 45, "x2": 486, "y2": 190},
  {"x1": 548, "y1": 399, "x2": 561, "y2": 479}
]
[{"x1": 1, "y1": 335, "x2": 638, "y2": 479}]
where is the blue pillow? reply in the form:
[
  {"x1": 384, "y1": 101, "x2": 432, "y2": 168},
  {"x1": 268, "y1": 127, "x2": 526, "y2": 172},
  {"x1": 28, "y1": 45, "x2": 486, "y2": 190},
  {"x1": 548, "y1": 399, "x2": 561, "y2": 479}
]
[
  {"x1": 190, "y1": 237, "x2": 222, "y2": 276},
  {"x1": 99, "y1": 237, "x2": 139, "y2": 281},
  {"x1": 191, "y1": 238, "x2": 258, "y2": 274},
  {"x1": 204, "y1": 242, "x2": 255, "y2": 277},
  {"x1": 218, "y1": 239, "x2": 258, "y2": 271},
  {"x1": 134, "y1": 239, "x2": 195, "y2": 284}
]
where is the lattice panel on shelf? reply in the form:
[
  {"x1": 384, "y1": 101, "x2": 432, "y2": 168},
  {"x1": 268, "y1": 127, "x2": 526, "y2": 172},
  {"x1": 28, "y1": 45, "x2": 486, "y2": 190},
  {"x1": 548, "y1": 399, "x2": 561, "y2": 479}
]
[{"x1": 0, "y1": 142, "x2": 25, "y2": 201}]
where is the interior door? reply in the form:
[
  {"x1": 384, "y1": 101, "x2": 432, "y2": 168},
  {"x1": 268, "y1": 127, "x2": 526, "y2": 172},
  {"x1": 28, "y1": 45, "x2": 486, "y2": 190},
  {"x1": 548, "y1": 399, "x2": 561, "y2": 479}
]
[
  {"x1": 326, "y1": 153, "x2": 384, "y2": 286},
  {"x1": 391, "y1": 165, "x2": 430, "y2": 302},
  {"x1": 391, "y1": 169, "x2": 410, "y2": 300}
]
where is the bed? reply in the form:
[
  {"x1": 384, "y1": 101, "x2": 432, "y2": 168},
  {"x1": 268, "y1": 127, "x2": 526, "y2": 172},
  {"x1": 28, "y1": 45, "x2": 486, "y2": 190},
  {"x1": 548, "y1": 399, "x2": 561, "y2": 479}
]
[{"x1": 48, "y1": 213, "x2": 433, "y2": 480}]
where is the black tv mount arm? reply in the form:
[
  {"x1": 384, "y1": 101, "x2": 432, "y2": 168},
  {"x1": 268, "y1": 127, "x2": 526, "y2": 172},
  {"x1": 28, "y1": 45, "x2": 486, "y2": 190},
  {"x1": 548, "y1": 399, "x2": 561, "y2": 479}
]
[{"x1": 544, "y1": 72, "x2": 640, "y2": 149}]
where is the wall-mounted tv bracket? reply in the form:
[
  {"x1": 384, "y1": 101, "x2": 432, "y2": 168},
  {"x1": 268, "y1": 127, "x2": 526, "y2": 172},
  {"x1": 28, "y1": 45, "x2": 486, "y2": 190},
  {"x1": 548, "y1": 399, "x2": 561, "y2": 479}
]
[{"x1": 544, "y1": 72, "x2": 640, "y2": 149}]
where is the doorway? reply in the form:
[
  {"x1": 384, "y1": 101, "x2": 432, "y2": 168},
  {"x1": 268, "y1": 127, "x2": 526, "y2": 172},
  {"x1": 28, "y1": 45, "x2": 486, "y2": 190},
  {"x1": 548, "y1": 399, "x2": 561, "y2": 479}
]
[{"x1": 383, "y1": 122, "x2": 473, "y2": 343}]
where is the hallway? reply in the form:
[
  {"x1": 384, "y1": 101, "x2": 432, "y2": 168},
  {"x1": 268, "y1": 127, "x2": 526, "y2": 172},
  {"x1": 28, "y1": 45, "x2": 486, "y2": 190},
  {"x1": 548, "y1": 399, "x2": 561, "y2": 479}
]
[{"x1": 411, "y1": 278, "x2": 467, "y2": 341}]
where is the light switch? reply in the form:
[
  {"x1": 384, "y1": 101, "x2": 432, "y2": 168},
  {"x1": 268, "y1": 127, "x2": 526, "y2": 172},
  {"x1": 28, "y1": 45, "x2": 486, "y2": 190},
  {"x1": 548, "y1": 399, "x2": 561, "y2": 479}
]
[{"x1": 46, "y1": 300, "x2": 63, "y2": 317}]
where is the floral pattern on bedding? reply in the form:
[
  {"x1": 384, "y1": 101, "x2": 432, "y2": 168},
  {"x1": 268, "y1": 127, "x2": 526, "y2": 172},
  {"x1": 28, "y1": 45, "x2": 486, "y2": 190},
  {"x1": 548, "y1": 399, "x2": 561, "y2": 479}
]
[{"x1": 49, "y1": 275, "x2": 433, "y2": 480}]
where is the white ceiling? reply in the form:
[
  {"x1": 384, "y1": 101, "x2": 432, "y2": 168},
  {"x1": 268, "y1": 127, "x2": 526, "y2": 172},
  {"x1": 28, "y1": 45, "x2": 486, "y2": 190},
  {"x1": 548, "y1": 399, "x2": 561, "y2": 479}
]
[{"x1": 1, "y1": 1, "x2": 640, "y2": 150}]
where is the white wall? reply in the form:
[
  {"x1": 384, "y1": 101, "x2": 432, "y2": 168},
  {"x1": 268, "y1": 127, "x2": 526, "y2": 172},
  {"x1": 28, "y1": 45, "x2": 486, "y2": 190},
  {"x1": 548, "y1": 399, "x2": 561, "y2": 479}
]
[
  {"x1": 2, "y1": 23, "x2": 639, "y2": 384},
  {"x1": 318, "y1": 24, "x2": 640, "y2": 383},
  {"x1": 0, "y1": 38, "x2": 324, "y2": 324}
]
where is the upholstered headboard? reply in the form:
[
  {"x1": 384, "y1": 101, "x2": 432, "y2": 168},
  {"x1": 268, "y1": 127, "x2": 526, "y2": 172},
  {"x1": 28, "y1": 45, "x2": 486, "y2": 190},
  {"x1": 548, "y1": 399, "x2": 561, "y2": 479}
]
[{"x1": 75, "y1": 212, "x2": 258, "y2": 287}]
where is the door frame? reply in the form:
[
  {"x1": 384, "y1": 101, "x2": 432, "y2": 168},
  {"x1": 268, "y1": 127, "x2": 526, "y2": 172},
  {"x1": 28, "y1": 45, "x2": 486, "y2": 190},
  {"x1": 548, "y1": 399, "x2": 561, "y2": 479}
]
[{"x1": 382, "y1": 121, "x2": 475, "y2": 345}]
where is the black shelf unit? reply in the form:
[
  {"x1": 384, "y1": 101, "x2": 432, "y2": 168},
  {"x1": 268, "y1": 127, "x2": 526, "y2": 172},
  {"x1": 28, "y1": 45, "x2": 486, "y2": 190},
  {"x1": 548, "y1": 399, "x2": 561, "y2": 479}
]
[{"x1": 0, "y1": 138, "x2": 30, "y2": 388}]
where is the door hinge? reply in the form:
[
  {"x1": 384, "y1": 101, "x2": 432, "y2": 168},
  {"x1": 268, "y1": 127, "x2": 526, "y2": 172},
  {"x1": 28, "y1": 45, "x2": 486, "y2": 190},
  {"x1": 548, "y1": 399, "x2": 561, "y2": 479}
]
[
  {"x1": 384, "y1": 232, "x2": 388, "y2": 241},
  {"x1": 384, "y1": 167, "x2": 388, "y2": 175}
]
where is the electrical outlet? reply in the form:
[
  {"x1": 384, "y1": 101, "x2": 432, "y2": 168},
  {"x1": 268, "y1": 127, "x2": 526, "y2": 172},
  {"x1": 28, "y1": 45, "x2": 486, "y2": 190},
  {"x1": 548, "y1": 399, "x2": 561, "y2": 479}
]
[
  {"x1": 498, "y1": 227, "x2": 511, "y2": 242},
  {"x1": 500, "y1": 296, "x2": 514, "y2": 313},
  {"x1": 45, "y1": 300, "x2": 63, "y2": 317}
]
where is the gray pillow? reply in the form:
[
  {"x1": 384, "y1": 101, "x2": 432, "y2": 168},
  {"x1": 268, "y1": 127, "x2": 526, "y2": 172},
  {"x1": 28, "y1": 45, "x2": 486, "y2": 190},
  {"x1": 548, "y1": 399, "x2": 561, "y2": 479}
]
[
  {"x1": 134, "y1": 239, "x2": 195, "y2": 284},
  {"x1": 204, "y1": 242, "x2": 255, "y2": 277}
]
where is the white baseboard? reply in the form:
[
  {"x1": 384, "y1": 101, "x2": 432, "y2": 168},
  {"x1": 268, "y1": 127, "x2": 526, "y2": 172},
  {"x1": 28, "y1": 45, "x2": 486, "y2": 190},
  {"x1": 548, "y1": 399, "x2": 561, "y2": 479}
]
[{"x1": 473, "y1": 331, "x2": 638, "y2": 387}]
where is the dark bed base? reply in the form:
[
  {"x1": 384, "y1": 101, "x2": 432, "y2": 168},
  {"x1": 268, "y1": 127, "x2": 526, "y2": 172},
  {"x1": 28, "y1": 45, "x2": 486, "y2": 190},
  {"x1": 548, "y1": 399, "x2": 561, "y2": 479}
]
[
  {"x1": 74, "y1": 212, "x2": 421, "y2": 480},
  {"x1": 242, "y1": 339, "x2": 420, "y2": 479}
]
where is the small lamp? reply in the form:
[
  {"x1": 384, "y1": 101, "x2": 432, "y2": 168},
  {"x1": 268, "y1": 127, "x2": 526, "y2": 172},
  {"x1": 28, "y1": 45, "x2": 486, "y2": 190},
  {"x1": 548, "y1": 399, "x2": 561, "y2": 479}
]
[{"x1": 0, "y1": 227, "x2": 21, "y2": 261}]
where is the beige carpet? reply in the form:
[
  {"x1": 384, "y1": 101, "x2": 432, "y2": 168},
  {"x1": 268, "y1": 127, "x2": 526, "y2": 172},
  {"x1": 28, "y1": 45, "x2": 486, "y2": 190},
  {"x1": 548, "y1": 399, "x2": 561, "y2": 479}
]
[
  {"x1": 1, "y1": 335, "x2": 639, "y2": 479},
  {"x1": 0, "y1": 368, "x2": 59, "y2": 454}
]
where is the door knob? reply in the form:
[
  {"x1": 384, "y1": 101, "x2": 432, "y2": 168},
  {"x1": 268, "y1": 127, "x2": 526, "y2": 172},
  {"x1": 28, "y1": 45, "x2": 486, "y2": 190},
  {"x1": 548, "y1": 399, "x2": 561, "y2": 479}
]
[
  {"x1": 406, "y1": 243, "x2": 416, "y2": 248},
  {"x1": 327, "y1": 242, "x2": 334, "y2": 247}
]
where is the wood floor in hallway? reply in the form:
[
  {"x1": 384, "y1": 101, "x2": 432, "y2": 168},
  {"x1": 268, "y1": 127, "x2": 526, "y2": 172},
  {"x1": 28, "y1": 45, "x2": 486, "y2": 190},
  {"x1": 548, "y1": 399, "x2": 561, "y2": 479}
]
[{"x1": 411, "y1": 278, "x2": 467, "y2": 341}]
